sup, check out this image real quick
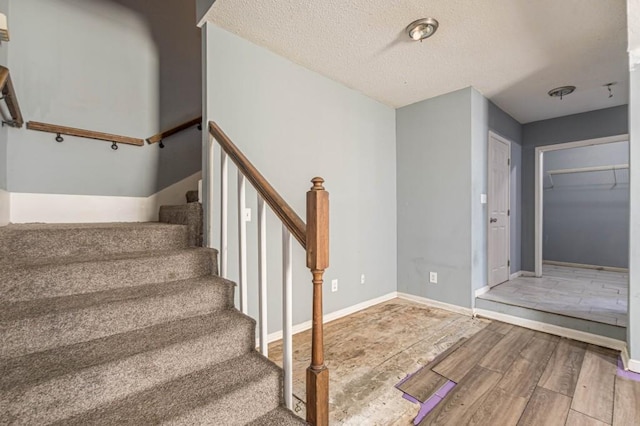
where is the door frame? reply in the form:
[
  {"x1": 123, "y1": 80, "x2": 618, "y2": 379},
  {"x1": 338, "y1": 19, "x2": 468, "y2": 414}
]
[
  {"x1": 534, "y1": 133, "x2": 629, "y2": 277},
  {"x1": 488, "y1": 131, "x2": 512, "y2": 287}
]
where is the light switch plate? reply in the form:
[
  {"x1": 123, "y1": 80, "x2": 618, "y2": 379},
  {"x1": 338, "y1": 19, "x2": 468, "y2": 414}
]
[{"x1": 480, "y1": 194, "x2": 487, "y2": 204}]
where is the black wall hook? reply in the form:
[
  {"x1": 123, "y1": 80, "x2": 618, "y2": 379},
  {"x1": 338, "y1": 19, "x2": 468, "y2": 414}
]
[
  {"x1": 111, "y1": 142, "x2": 118, "y2": 150},
  {"x1": 55, "y1": 133, "x2": 64, "y2": 143},
  {"x1": 159, "y1": 141, "x2": 165, "y2": 148}
]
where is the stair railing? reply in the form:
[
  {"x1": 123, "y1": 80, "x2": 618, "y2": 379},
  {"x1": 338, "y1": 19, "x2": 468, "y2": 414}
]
[
  {"x1": 208, "y1": 120, "x2": 329, "y2": 426},
  {"x1": 0, "y1": 66, "x2": 24, "y2": 128},
  {"x1": 26, "y1": 121, "x2": 144, "y2": 149},
  {"x1": 146, "y1": 116, "x2": 202, "y2": 148}
]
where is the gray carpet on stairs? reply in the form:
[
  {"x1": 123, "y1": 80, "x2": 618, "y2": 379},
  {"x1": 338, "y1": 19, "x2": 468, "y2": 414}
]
[{"x1": 0, "y1": 222, "x2": 305, "y2": 425}]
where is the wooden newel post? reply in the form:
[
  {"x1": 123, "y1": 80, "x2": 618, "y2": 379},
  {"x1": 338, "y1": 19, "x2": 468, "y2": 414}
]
[{"x1": 306, "y1": 177, "x2": 329, "y2": 426}]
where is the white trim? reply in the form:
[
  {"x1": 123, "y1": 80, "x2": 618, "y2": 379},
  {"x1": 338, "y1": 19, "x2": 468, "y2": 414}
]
[
  {"x1": 488, "y1": 131, "x2": 512, "y2": 287},
  {"x1": 9, "y1": 171, "x2": 202, "y2": 223},
  {"x1": 543, "y1": 260, "x2": 629, "y2": 274},
  {"x1": 0, "y1": 188, "x2": 9, "y2": 226},
  {"x1": 622, "y1": 346, "x2": 631, "y2": 370},
  {"x1": 622, "y1": 346, "x2": 640, "y2": 373},
  {"x1": 474, "y1": 286, "x2": 491, "y2": 297},
  {"x1": 397, "y1": 292, "x2": 474, "y2": 316},
  {"x1": 509, "y1": 270, "x2": 547, "y2": 279},
  {"x1": 629, "y1": 358, "x2": 640, "y2": 374},
  {"x1": 265, "y1": 292, "x2": 398, "y2": 344},
  {"x1": 473, "y1": 308, "x2": 626, "y2": 351},
  {"x1": 534, "y1": 134, "x2": 629, "y2": 276}
]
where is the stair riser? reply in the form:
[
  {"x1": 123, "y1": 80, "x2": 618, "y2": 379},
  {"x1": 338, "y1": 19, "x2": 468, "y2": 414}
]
[
  {"x1": 167, "y1": 370, "x2": 283, "y2": 425},
  {"x1": 1, "y1": 249, "x2": 218, "y2": 302},
  {"x1": 1, "y1": 284, "x2": 232, "y2": 359},
  {"x1": 1, "y1": 320, "x2": 255, "y2": 425},
  {"x1": 0, "y1": 226, "x2": 190, "y2": 262}
]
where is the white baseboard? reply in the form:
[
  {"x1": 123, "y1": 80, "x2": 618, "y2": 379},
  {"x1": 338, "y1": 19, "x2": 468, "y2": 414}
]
[
  {"x1": 509, "y1": 271, "x2": 536, "y2": 280},
  {"x1": 473, "y1": 308, "x2": 626, "y2": 352},
  {"x1": 621, "y1": 346, "x2": 640, "y2": 373},
  {"x1": 474, "y1": 286, "x2": 491, "y2": 297},
  {"x1": 0, "y1": 188, "x2": 9, "y2": 226},
  {"x1": 396, "y1": 292, "x2": 473, "y2": 316},
  {"x1": 543, "y1": 260, "x2": 628, "y2": 273},
  {"x1": 9, "y1": 171, "x2": 202, "y2": 223},
  {"x1": 264, "y1": 292, "x2": 398, "y2": 344}
]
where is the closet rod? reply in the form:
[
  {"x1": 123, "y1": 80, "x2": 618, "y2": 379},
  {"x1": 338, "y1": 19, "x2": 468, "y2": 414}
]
[{"x1": 547, "y1": 163, "x2": 629, "y2": 175}]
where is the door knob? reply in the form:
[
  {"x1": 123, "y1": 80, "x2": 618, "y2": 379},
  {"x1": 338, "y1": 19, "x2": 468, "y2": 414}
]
[{"x1": 490, "y1": 218, "x2": 497, "y2": 223}]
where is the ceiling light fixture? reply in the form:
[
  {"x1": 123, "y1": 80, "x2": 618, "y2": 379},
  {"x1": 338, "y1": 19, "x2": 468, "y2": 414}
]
[
  {"x1": 406, "y1": 18, "x2": 439, "y2": 42},
  {"x1": 548, "y1": 86, "x2": 575, "y2": 100}
]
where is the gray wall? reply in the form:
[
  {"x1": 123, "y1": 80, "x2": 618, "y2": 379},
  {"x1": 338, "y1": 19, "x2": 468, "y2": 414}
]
[
  {"x1": 521, "y1": 105, "x2": 629, "y2": 271},
  {"x1": 397, "y1": 88, "x2": 475, "y2": 308},
  {"x1": 471, "y1": 90, "x2": 488, "y2": 295},
  {"x1": 204, "y1": 24, "x2": 397, "y2": 331},
  {"x1": 489, "y1": 101, "x2": 523, "y2": 273},
  {"x1": 6, "y1": 0, "x2": 201, "y2": 197},
  {"x1": 543, "y1": 142, "x2": 629, "y2": 268},
  {"x1": 0, "y1": 0, "x2": 8, "y2": 191}
]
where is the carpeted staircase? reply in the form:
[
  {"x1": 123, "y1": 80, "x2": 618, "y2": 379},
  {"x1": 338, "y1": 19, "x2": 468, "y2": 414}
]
[{"x1": 0, "y1": 222, "x2": 305, "y2": 425}]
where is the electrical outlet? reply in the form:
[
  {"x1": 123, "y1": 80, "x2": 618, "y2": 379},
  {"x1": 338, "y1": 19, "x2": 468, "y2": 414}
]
[
  {"x1": 331, "y1": 279, "x2": 338, "y2": 292},
  {"x1": 429, "y1": 272, "x2": 438, "y2": 284},
  {"x1": 360, "y1": 274, "x2": 366, "y2": 284},
  {"x1": 244, "y1": 208, "x2": 252, "y2": 222}
]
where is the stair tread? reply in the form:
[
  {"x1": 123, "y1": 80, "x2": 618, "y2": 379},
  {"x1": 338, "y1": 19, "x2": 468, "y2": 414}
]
[
  {"x1": 0, "y1": 222, "x2": 192, "y2": 264},
  {"x1": 1, "y1": 248, "x2": 218, "y2": 302},
  {"x1": 0, "y1": 275, "x2": 235, "y2": 322},
  {"x1": 1, "y1": 276, "x2": 235, "y2": 359},
  {"x1": 54, "y1": 352, "x2": 281, "y2": 426},
  {"x1": 0, "y1": 222, "x2": 185, "y2": 231},
  {"x1": 248, "y1": 407, "x2": 307, "y2": 425},
  {"x1": 3, "y1": 247, "x2": 212, "y2": 268},
  {"x1": 1, "y1": 309, "x2": 251, "y2": 391}
]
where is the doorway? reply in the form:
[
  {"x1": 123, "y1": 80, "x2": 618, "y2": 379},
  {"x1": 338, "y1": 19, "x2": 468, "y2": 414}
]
[
  {"x1": 488, "y1": 131, "x2": 511, "y2": 287},
  {"x1": 534, "y1": 134, "x2": 629, "y2": 276}
]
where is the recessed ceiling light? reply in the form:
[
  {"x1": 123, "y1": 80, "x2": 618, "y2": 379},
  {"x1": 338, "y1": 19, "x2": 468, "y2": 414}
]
[
  {"x1": 548, "y1": 86, "x2": 575, "y2": 100},
  {"x1": 406, "y1": 18, "x2": 439, "y2": 42}
]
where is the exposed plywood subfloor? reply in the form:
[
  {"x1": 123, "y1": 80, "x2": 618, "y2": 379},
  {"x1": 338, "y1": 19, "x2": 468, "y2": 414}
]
[
  {"x1": 269, "y1": 297, "x2": 639, "y2": 425},
  {"x1": 268, "y1": 298, "x2": 489, "y2": 424},
  {"x1": 478, "y1": 265, "x2": 628, "y2": 326}
]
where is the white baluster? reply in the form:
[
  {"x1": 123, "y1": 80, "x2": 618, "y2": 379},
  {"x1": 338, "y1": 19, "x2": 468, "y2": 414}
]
[
  {"x1": 220, "y1": 151, "x2": 228, "y2": 278},
  {"x1": 258, "y1": 196, "x2": 268, "y2": 356},
  {"x1": 206, "y1": 135, "x2": 215, "y2": 247},
  {"x1": 282, "y1": 226, "x2": 293, "y2": 409},
  {"x1": 238, "y1": 171, "x2": 248, "y2": 314}
]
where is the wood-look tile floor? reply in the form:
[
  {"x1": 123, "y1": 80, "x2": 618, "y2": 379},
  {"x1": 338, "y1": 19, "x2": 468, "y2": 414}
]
[
  {"x1": 478, "y1": 265, "x2": 628, "y2": 326},
  {"x1": 415, "y1": 322, "x2": 638, "y2": 426},
  {"x1": 268, "y1": 298, "x2": 639, "y2": 425}
]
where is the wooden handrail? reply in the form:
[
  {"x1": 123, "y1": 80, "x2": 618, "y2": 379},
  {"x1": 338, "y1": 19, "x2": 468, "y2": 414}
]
[
  {"x1": 208, "y1": 120, "x2": 307, "y2": 247},
  {"x1": 26, "y1": 121, "x2": 144, "y2": 146},
  {"x1": 208, "y1": 120, "x2": 329, "y2": 425},
  {"x1": 146, "y1": 116, "x2": 202, "y2": 144},
  {"x1": 0, "y1": 66, "x2": 24, "y2": 128}
]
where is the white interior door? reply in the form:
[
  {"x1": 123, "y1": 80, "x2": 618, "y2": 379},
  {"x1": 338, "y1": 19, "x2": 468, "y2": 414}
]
[{"x1": 488, "y1": 132, "x2": 510, "y2": 287}]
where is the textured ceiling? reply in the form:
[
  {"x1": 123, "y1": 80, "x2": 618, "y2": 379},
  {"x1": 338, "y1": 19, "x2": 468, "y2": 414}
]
[{"x1": 204, "y1": 0, "x2": 629, "y2": 123}]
